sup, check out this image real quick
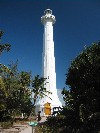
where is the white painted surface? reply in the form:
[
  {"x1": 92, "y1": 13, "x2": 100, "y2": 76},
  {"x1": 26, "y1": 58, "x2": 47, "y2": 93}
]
[{"x1": 36, "y1": 9, "x2": 62, "y2": 116}]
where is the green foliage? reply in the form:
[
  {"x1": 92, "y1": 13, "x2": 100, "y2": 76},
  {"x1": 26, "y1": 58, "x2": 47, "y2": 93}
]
[
  {"x1": 32, "y1": 75, "x2": 51, "y2": 105},
  {"x1": 0, "y1": 77, "x2": 7, "y2": 111},
  {"x1": 35, "y1": 116, "x2": 66, "y2": 133},
  {"x1": 0, "y1": 121, "x2": 13, "y2": 129},
  {"x1": 0, "y1": 30, "x2": 52, "y2": 124},
  {"x1": 67, "y1": 42, "x2": 100, "y2": 117},
  {"x1": 38, "y1": 42, "x2": 100, "y2": 133},
  {"x1": 0, "y1": 62, "x2": 49, "y2": 122},
  {"x1": 63, "y1": 42, "x2": 100, "y2": 132},
  {"x1": 0, "y1": 30, "x2": 11, "y2": 54},
  {"x1": 62, "y1": 88, "x2": 74, "y2": 110},
  {"x1": 0, "y1": 30, "x2": 34, "y2": 124},
  {"x1": 35, "y1": 124, "x2": 53, "y2": 133},
  {"x1": 19, "y1": 71, "x2": 31, "y2": 87},
  {"x1": 0, "y1": 62, "x2": 33, "y2": 121}
]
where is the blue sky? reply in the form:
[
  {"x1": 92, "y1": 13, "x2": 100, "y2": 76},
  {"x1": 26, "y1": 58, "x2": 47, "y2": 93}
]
[{"x1": 0, "y1": 0, "x2": 100, "y2": 89}]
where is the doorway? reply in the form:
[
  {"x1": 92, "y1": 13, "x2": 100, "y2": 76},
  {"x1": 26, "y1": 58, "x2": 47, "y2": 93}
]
[{"x1": 44, "y1": 102, "x2": 51, "y2": 115}]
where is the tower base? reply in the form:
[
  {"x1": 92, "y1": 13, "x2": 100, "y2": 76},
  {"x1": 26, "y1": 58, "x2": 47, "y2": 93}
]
[{"x1": 35, "y1": 96, "x2": 62, "y2": 116}]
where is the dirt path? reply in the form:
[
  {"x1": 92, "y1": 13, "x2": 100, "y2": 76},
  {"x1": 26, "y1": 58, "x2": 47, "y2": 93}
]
[
  {"x1": 19, "y1": 125, "x2": 34, "y2": 133},
  {"x1": 0, "y1": 116, "x2": 47, "y2": 133}
]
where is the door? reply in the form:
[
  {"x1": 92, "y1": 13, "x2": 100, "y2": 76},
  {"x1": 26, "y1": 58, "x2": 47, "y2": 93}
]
[{"x1": 44, "y1": 102, "x2": 51, "y2": 115}]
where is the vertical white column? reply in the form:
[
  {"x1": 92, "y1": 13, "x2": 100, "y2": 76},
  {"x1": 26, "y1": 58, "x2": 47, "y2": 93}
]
[
  {"x1": 43, "y1": 21, "x2": 56, "y2": 92},
  {"x1": 40, "y1": 9, "x2": 62, "y2": 114},
  {"x1": 35, "y1": 9, "x2": 62, "y2": 116}
]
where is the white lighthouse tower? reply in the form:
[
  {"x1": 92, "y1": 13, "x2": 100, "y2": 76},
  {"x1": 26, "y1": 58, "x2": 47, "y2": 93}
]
[{"x1": 35, "y1": 9, "x2": 62, "y2": 116}]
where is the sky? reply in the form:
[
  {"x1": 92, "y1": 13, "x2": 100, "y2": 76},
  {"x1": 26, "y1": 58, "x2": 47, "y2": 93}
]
[{"x1": 0, "y1": 0, "x2": 100, "y2": 90}]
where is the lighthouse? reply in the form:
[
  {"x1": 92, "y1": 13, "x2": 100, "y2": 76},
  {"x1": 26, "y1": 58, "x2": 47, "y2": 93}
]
[{"x1": 35, "y1": 9, "x2": 62, "y2": 116}]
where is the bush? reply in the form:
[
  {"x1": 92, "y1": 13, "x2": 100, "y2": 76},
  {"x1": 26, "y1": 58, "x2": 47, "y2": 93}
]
[
  {"x1": 35, "y1": 115, "x2": 66, "y2": 133},
  {"x1": 1, "y1": 121, "x2": 13, "y2": 129}
]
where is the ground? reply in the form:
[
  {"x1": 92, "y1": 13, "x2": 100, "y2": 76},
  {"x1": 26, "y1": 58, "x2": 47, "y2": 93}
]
[{"x1": 0, "y1": 116, "x2": 47, "y2": 133}]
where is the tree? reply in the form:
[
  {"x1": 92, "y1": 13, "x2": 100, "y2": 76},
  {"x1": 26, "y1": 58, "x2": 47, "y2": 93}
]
[
  {"x1": 31, "y1": 75, "x2": 51, "y2": 106},
  {"x1": 35, "y1": 42, "x2": 100, "y2": 133},
  {"x1": 0, "y1": 31, "x2": 11, "y2": 54},
  {"x1": 0, "y1": 61, "x2": 33, "y2": 121},
  {"x1": 0, "y1": 77, "x2": 7, "y2": 112},
  {"x1": 18, "y1": 71, "x2": 32, "y2": 117},
  {"x1": 0, "y1": 30, "x2": 11, "y2": 78},
  {"x1": 0, "y1": 62, "x2": 51, "y2": 120},
  {"x1": 0, "y1": 30, "x2": 12, "y2": 122},
  {"x1": 65, "y1": 42, "x2": 100, "y2": 132},
  {"x1": 0, "y1": 30, "x2": 51, "y2": 122}
]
